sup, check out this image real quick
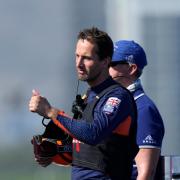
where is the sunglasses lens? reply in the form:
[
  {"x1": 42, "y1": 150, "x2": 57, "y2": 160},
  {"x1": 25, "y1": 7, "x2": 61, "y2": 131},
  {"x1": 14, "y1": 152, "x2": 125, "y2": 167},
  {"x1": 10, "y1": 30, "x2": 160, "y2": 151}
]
[{"x1": 110, "y1": 61, "x2": 129, "y2": 67}]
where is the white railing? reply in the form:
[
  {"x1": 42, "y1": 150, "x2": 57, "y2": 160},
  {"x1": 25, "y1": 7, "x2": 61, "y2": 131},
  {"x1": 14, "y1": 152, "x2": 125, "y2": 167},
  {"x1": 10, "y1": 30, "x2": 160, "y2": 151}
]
[{"x1": 155, "y1": 156, "x2": 180, "y2": 180}]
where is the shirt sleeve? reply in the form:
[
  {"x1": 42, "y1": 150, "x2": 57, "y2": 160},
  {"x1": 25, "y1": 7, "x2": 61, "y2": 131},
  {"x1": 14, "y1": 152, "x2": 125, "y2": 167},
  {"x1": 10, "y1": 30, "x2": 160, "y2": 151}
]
[
  {"x1": 52, "y1": 88, "x2": 132, "y2": 145},
  {"x1": 137, "y1": 105, "x2": 164, "y2": 148}
]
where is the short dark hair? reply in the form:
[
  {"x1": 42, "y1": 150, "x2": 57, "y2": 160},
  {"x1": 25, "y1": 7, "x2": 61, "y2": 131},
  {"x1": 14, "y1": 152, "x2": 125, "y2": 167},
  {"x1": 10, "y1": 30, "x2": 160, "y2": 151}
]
[{"x1": 77, "y1": 27, "x2": 113, "y2": 60}]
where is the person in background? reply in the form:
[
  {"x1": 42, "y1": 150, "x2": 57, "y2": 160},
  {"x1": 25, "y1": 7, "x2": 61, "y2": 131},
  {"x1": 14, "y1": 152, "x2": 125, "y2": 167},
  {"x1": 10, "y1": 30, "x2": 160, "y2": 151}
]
[
  {"x1": 109, "y1": 40, "x2": 165, "y2": 180},
  {"x1": 29, "y1": 28, "x2": 138, "y2": 180}
]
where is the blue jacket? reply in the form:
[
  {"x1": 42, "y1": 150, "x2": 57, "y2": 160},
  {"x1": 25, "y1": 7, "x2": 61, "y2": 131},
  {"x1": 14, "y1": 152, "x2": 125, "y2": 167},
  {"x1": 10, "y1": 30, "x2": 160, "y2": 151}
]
[{"x1": 53, "y1": 77, "x2": 138, "y2": 180}]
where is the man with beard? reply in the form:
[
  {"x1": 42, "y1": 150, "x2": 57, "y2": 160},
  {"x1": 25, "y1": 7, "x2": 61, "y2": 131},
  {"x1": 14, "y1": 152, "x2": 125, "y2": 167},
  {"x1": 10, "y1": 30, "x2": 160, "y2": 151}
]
[{"x1": 29, "y1": 27, "x2": 138, "y2": 180}]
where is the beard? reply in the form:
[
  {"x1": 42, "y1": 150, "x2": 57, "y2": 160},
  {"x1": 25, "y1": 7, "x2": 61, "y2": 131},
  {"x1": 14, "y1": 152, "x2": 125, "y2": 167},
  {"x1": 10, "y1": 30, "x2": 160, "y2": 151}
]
[{"x1": 77, "y1": 69, "x2": 101, "y2": 83}]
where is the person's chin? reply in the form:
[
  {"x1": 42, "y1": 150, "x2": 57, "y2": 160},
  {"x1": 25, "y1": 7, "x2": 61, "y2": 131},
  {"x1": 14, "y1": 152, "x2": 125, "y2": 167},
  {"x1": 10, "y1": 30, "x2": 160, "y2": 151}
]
[{"x1": 78, "y1": 75, "x2": 88, "y2": 81}]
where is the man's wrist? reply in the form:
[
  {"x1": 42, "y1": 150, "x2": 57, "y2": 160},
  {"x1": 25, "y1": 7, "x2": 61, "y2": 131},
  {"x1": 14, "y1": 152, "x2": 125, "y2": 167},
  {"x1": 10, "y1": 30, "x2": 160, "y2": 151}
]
[{"x1": 47, "y1": 107, "x2": 59, "y2": 119}]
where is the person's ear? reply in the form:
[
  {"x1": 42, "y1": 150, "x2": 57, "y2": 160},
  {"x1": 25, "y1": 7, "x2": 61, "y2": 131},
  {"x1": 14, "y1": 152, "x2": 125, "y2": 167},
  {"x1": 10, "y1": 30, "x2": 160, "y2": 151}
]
[{"x1": 129, "y1": 64, "x2": 138, "y2": 75}]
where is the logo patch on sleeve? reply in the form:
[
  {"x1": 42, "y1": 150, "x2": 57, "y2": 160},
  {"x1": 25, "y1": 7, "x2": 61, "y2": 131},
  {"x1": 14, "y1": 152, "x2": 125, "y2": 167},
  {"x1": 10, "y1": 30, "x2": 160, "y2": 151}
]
[{"x1": 103, "y1": 97, "x2": 121, "y2": 114}]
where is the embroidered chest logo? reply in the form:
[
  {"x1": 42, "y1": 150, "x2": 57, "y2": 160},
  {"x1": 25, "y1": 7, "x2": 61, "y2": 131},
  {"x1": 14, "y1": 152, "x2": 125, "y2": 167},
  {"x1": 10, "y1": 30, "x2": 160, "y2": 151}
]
[
  {"x1": 103, "y1": 97, "x2": 121, "y2": 114},
  {"x1": 143, "y1": 135, "x2": 156, "y2": 144}
]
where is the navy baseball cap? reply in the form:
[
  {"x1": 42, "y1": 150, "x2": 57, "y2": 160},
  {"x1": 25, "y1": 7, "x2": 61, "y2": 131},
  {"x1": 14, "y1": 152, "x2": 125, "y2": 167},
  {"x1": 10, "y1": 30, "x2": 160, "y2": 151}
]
[{"x1": 112, "y1": 40, "x2": 147, "y2": 70}]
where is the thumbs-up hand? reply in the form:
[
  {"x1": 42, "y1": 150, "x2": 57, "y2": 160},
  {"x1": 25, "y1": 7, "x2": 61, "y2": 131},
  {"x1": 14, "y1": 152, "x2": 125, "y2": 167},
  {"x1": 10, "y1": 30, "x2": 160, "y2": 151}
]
[
  {"x1": 32, "y1": 89, "x2": 40, "y2": 96},
  {"x1": 29, "y1": 89, "x2": 51, "y2": 119}
]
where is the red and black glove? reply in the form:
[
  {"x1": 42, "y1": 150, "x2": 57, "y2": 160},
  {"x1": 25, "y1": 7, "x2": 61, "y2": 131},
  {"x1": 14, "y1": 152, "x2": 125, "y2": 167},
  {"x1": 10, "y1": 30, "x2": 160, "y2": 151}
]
[
  {"x1": 31, "y1": 135, "x2": 56, "y2": 167},
  {"x1": 31, "y1": 120, "x2": 72, "y2": 167}
]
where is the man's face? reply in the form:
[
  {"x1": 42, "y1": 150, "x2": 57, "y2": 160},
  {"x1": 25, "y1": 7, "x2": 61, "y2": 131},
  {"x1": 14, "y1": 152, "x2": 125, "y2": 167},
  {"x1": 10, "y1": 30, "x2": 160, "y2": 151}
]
[
  {"x1": 109, "y1": 63, "x2": 131, "y2": 87},
  {"x1": 75, "y1": 39, "x2": 105, "y2": 84}
]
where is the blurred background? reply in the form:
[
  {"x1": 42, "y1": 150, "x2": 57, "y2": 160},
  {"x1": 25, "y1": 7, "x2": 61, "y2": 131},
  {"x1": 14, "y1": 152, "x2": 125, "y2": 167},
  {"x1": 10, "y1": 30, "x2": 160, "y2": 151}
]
[{"x1": 0, "y1": 0, "x2": 180, "y2": 179}]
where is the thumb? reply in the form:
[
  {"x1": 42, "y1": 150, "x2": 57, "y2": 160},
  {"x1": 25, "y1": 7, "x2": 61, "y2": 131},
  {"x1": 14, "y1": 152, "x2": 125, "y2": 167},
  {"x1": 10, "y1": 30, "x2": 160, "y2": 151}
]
[{"x1": 32, "y1": 89, "x2": 40, "y2": 96}]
